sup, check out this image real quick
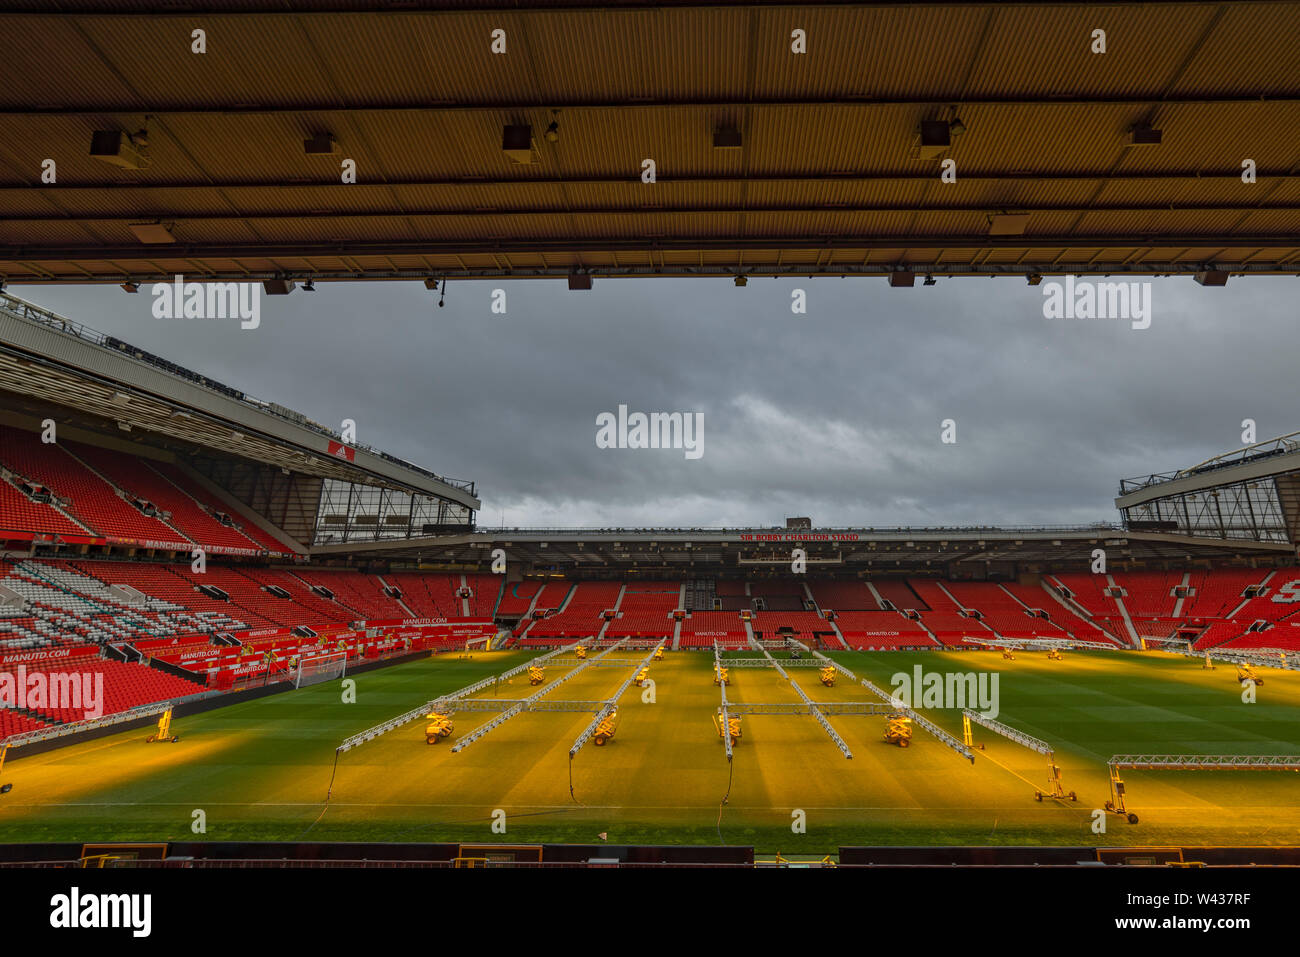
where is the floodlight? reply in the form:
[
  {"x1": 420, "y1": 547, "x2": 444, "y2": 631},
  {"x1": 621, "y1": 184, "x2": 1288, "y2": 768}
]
[
  {"x1": 502, "y1": 125, "x2": 534, "y2": 163},
  {"x1": 1129, "y1": 125, "x2": 1162, "y2": 147},
  {"x1": 90, "y1": 130, "x2": 149, "y2": 169},
  {"x1": 713, "y1": 128, "x2": 742, "y2": 150},
  {"x1": 304, "y1": 133, "x2": 336, "y2": 155},
  {"x1": 918, "y1": 120, "x2": 950, "y2": 159},
  {"x1": 129, "y1": 223, "x2": 175, "y2": 244}
]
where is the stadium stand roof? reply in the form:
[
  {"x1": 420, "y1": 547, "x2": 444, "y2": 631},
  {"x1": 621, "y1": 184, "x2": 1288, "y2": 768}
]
[
  {"x1": 0, "y1": 1, "x2": 1297, "y2": 284},
  {"x1": 0, "y1": 292, "x2": 480, "y2": 511},
  {"x1": 311, "y1": 523, "x2": 1296, "y2": 570},
  {"x1": 1116, "y1": 431, "x2": 1300, "y2": 546}
]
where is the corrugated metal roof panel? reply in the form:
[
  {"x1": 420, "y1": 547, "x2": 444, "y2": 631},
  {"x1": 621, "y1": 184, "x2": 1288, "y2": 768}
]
[
  {"x1": 0, "y1": 2, "x2": 1295, "y2": 281},
  {"x1": 750, "y1": 5, "x2": 990, "y2": 99},
  {"x1": 1171, "y1": 4, "x2": 1300, "y2": 95},
  {"x1": 964, "y1": 5, "x2": 1220, "y2": 98},
  {"x1": 76, "y1": 16, "x2": 334, "y2": 108}
]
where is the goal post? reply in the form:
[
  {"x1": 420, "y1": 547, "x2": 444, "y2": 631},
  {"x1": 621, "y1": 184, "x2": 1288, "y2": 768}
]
[
  {"x1": 454, "y1": 636, "x2": 492, "y2": 659},
  {"x1": 294, "y1": 651, "x2": 348, "y2": 689}
]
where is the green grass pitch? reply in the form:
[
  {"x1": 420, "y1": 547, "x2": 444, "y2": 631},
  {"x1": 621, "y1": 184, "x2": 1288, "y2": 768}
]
[{"x1": 2, "y1": 648, "x2": 1298, "y2": 853}]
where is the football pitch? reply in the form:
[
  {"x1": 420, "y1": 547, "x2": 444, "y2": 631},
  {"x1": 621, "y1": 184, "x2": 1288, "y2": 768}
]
[{"x1": 2, "y1": 648, "x2": 1298, "y2": 853}]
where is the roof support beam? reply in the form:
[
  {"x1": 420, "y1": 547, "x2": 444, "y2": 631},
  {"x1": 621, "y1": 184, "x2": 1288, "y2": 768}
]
[
  {"x1": 6, "y1": 94, "x2": 1298, "y2": 118},
  {"x1": 12, "y1": 201, "x2": 1299, "y2": 228},
  {"x1": 6, "y1": 1, "x2": 1295, "y2": 16},
  {"x1": 10, "y1": 170, "x2": 1295, "y2": 198},
  {"x1": 4, "y1": 234, "x2": 1295, "y2": 263}
]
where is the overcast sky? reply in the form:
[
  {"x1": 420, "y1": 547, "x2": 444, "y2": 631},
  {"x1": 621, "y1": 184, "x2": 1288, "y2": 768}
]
[{"x1": 15, "y1": 277, "x2": 1297, "y2": 529}]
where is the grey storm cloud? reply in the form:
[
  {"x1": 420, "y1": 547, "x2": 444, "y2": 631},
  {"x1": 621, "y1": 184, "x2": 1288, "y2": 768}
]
[{"x1": 18, "y1": 276, "x2": 1299, "y2": 528}]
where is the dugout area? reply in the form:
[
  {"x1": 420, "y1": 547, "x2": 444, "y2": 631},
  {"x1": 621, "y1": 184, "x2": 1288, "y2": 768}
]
[{"x1": 0, "y1": 647, "x2": 1298, "y2": 852}]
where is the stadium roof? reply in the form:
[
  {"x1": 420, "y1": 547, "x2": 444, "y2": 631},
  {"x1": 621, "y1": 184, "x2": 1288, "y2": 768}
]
[
  {"x1": 310, "y1": 523, "x2": 1295, "y2": 569},
  {"x1": 1, "y1": 1, "x2": 1298, "y2": 284},
  {"x1": 0, "y1": 292, "x2": 480, "y2": 509},
  {"x1": 1119, "y1": 431, "x2": 1300, "y2": 499},
  {"x1": 1115, "y1": 431, "x2": 1300, "y2": 547}
]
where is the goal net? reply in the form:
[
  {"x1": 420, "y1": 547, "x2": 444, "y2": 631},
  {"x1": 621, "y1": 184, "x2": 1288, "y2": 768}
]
[
  {"x1": 294, "y1": 651, "x2": 348, "y2": 689},
  {"x1": 1143, "y1": 636, "x2": 1194, "y2": 653}
]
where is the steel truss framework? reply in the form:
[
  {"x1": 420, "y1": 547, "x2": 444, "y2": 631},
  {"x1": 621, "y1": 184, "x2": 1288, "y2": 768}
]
[
  {"x1": 961, "y1": 708, "x2": 1073, "y2": 800},
  {"x1": 796, "y1": 642, "x2": 978, "y2": 764},
  {"x1": 707, "y1": 638, "x2": 929, "y2": 761},
  {"x1": 431, "y1": 698, "x2": 609, "y2": 713},
  {"x1": 724, "y1": 657, "x2": 832, "y2": 668},
  {"x1": 1110, "y1": 755, "x2": 1300, "y2": 771},
  {"x1": 1143, "y1": 637, "x2": 1195, "y2": 652},
  {"x1": 1, "y1": 694, "x2": 206, "y2": 748},
  {"x1": 1151, "y1": 642, "x2": 1299, "y2": 672},
  {"x1": 314, "y1": 477, "x2": 473, "y2": 546},
  {"x1": 337, "y1": 637, "x2": 662, "y2": 794},
  {"x1": 962, "y1": 710, "x2": 1053, "y2": 756},
  {"x1": 334, "y1": 639, "x2": 584, "y2": 755},
  {"x1": 714, "y1": 642, "x2": 734, "y2": 762},
  {"x1": 1105, "y1": 754, "x2": 1300, "y2": 816},
  {"x1": 750, "y1": 639, "x2": 800, "y2": 651},
  {"x1": 1123, "y1": 478, "x2": 1293, "y2": 544},
  {"x1": 725, "y1": 702, "x2": 893, "y2": 716},
  {"x1": 748, "y1": 637, "x2": 854, "y2": 759},
  {"x1": 545, "y1": 656, "x2": 641, "y2": 669},
  {"x1": 853, "y1": 677, "x2": 974, "y2": 764},
  {"x1": 972, "y1": 636, "x2": 1119, "y2": 653},
  {"x1": 1203, "y1": 649, "x2": 1297, "y2": 671},
  {"x1": 450, "y1": 638, "x2": 631, "y2": 753},
  {"x1": 569, "y1": 645, "x2": 661, "y2": 759}
]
